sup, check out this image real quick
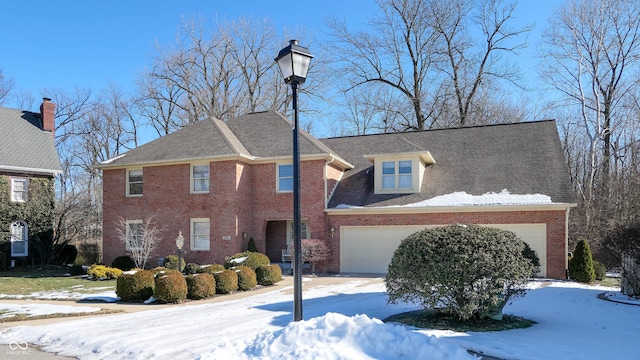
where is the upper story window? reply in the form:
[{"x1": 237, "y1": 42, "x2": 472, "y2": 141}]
[
  {"x1": 191, "y1": 164, "x2": 210, "y2": 193},
  {"x1": 10, "y1": 220, "x2": 28, "y2": 257},
  {"x1": 278, "y1": 164, "x2": 293, "y2": 192},
  {"x1": 10, "y1": 178, "x2": 29, "y2": 202},
  {"x1": 191, "y1": 218, "x2": 210, "y2": 251},
  {"x1": 125, "y1": 220, "x2": 143, "y2": 250},
  {"x1": 382, "y1": 160, "x2": 413, "y2": 190},
  {"x1": 127, "y1": 169, "x2": 143, "y2": 197},
  {"x1": 366, "y1": 151, "x2": 435, "y2": 195}
]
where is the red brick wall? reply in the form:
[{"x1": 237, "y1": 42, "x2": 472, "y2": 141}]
[
  {"x1": 103, "y1": 159, "x2": 331, "y2": 267},
  {"x1": 103, "y1": 161, "x2": 252, "y2": 267},
  {"x1": 326, "y1": 210, "x2": 568, "y2": 279}
]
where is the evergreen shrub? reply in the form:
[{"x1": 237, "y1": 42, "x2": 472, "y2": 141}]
[
  {"x1": 111, "y1": 255, "x2": 136, "y2": 271},
  {"x1": 163, "y1": 255, "x2": 186, "y2": 272},
  {"x1": 69, "y1": 264, "x2": 86, "y2": 276},
  {"x1": 198, "y1": 264, "x2": 225, "y2": 274},
  {"x1": 225, "y1": 252, "x2": 270, "y2": 270},
  {"x1": 186, "y1": 273, "x2": 216, "y2": 300},
  {"x1": 236, "y1": 266, "x2": 258, "y2": 291},
  {"x1": 256, "y1": 264, "x2": 282, "y2": 286},
  {"x1": 569, "y1": 239, "x2": 596, "y2": 283},
  {"x1": 87, "y1": 265, "x2": 122, "y2": 280},
  {"x1": 385, "y1": 224, "x2": 533, "y2": 321},
  {"x1": 154, "y1": 272, "x2": 187, "y2": 303},
  {"x1": 116, "y1": 270, "x2": 155, "y2": 302},
  {"x1": 184, "y1": 263, "x2": 201, "y2": 275},
  {"x1": 247, "y1": 237, "x2": 258, "y2": 252},
  {"x1": 214, "y1": 269, "x2": 238, "y2": 294},
  {"x1": 593, "y1": 261, "x2": 607, "y2": 281}
]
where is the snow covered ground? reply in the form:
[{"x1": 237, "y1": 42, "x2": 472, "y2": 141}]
[{"x1": 0, "y1": 277, "x2": 638, "y2": 359}]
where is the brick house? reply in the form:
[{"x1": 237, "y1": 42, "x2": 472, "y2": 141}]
[
  {"x1": 0, "y1": 99, "x2": 61, "y2": 262},
  {"x1": 98, "y1": 111, "x2": 576, "y2": 278}
]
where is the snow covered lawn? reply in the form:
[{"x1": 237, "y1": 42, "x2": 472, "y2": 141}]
[{"x1": 0, "y1": 277, "x2": 638, "y2": 359}]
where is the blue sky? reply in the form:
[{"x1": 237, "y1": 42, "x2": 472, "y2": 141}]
[{"x1": 1, "y1": 0, "x2": 560, "y2": 112}]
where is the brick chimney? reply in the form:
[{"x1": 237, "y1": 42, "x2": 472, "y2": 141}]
[{"x1": 40, "y1": 97, "x2": 55, "y2": 137}]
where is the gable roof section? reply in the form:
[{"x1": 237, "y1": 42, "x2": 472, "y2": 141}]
[
  {"x1": 98, "y1": 111, "x2": 351, "y2": 168},
  {"x1": 321, "y1": 120, "x2": 576, "y2": 208},
  {"x1": 225, "y1": 111, "x2": 337, "y2": 158},
  {"x1": 0, "y1": 106, "x2": 62, "y2": 175}
]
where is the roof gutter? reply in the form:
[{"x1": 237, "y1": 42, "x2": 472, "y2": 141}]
[
  {"x1": 326, "y1": 202, "x2": 577, "y2": 215},
  {"x1": 0, "y1": 165, "x2": 62, "y2": 176}
]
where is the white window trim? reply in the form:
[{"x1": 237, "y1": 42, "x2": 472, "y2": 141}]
[
  {"x1": 10, "y1": 220, "x2": 28, "y2": 257},
  {"x1": 381, "y1": 160, "x2": 413, "y2": 190},
  {"x1": 10, "y1": 177, "x2": 29, "y2": 203},
  {"x1": 277, "y1": 163, "x2": 294, "y2": 193},
  {"x1": 190, "y1": 163, "x2": 210, "y2": 194},
  {"x1": 126, "y1": 169, "x2": 143, "y2": 197},
  {"x1": 125, "y1": 220, "x2": 143, "y2": 251},
  {"x1": 286, "y1": 220, "x2": 309, "y2": 246},
  {"x1": 190, "y1": 218, "x2": 211, "y2": 251}
]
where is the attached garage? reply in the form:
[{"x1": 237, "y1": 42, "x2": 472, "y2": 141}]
[{"x1": 340, "y1": 224, "x2": 547, "y2": 276}]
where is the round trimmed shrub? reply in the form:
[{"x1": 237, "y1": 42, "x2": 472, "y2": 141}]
[
  {"x1": 225, "y1": 252, "x2": 270, "y2": 270},
  {"x1": 214, "y1": 270, "x2": 238, "y2": 294},
  {"x1": 593, "y1": 260, "x2": 607, "y2": 281},
  {"x1": 256, "y1": 264, "x2": 282, "y2": 286},
  {"x1": 69, "y1": 264, "x2": 86, "y2": 276},
  {"x1": 198, "y1": 264, "x2": 225, "y2": 274},
  {"x1": 154, "y1": 272, "x2": 187, "y2": 303},
  {"x1": 569, "y1": 239, "x2": 596, "y2": 283},
  {"x1": 236, "y1": 266, "x2": 258, "y2": 291},
  {"x1": 87, "y1": 265, "x2": 122, "y2": 280},
  {"x1": 55, "y1": 244, "x2": 78, "y2": 265},
  {"x1": 385, "y1": 224, "x2": 533, "y2": 321},
  {"x1": 111, "y1": 255, "x2": 136, "y2": 271},
  {"x1": 184, "y1": 263, "x2": 201, "y2": 275},
  {"x1": 116, "y1": 270, "x2": 155, "y2": 302},
  {"x1": 522, "y1": 242, "x2": 541, "y2": 277},
  {"x1": 186, "y1": 273, "x2": 216, "y2": 300},
  {"x1": 163, "y1": 255, "x2": 186, "y2": 272}
]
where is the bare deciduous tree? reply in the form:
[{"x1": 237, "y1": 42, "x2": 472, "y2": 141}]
[
  {"x1": 115, "y1": 217, "x2": 165, "y2": 269},
  {"x1": 0, "y1": 69, "x2": 15, "y2": 105},
  {"x1": 539, "y1": 0, "x2": 640, "y2": 246},
  {"x1": 326, "y1": 0, "x2": 530, "y2": 131}
]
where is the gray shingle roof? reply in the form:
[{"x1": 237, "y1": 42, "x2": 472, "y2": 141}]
[
  {"x1": 321, "y1": 120, "x2": 576, "y2": 207},
  {"x1": 99, "y1": 110, "x2": 344, "y2": 166},
  {"x1": 0, "y1": 106, "x2": 61, "y2": 175}
]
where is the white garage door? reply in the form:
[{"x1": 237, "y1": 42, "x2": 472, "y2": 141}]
[{"x1": 340, "y1": 224, "x2": 547, "y2": 276}]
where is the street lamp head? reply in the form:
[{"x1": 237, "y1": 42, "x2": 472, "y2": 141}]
[
  {"x1": 175, "y1": 231, "x2": 184, "y2": 250},
  {"x1": 275, "y1": 39, "x2": 314, "y2": 85}
]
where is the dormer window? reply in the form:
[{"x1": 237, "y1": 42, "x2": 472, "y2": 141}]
[
  {"x1": 382, "y1": 160, "x2": 412, "y2": 190},
  {"x1": 364, "y1": 151, "x2": 435, "y2": 195}
]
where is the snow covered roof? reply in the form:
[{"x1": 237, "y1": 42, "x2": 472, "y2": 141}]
[{"x1": 322, "y1": 120, "x2": 576, "y2": 208}]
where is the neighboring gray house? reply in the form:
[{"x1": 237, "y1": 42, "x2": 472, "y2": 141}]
[{"x1": 0, "y1": 98, "x2": 61, "y2": 261}]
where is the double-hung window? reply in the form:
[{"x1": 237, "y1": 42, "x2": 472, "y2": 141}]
[
  {"x1": 278, "y1": 164, "x2": 293, "y2": 192},
  {"x1": 191, "y1": 219, "x2": 210, "y2": 251},
  {"x1": 10, "y1": 221, "x2": 28, "y2": 257},
  {"x1": 382, "y1": 160, "x2": 412, "y2": 190},
  {"x1": 125, "y1": 220, "x2": 143, "y2": 250},
  {"x1": 192, "y1": 165, "x2": 210, "y2": 193},
  {"x1": 127, "y1": 170, "x2": 143, "y2": 196},
  {"x1": 11, "y1": 178, "x2": 28, "y2": 202}
]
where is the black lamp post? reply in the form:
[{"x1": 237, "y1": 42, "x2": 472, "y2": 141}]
[
  {"x1": 175, "y1": 231, "x2": 184, "y2": 273},
  {"x1": 275, "y1": 39, "x2": 313, "y2": 322}
]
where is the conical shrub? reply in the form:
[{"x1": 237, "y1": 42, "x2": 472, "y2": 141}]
[{"x1": 569, "y1": 239, "x2": 596, "y2": 283}]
